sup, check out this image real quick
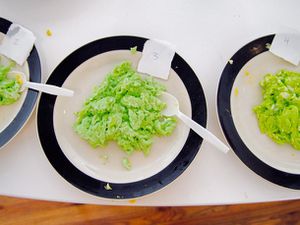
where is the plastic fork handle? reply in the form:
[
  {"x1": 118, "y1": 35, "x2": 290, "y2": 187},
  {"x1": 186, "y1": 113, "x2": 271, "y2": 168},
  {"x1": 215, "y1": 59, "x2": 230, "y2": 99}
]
[
  {"x1": 177, "y1": 111, "x2": 230, "y2": 153},
  {"x1": 24, "y1": 81, "x2": 74, "y2": 97}
]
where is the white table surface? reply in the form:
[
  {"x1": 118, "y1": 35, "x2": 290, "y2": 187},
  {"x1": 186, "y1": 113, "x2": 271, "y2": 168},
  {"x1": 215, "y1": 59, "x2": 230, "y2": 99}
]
[{"x1": 1, "y1": 0, "x2": 300, "y2": 206}]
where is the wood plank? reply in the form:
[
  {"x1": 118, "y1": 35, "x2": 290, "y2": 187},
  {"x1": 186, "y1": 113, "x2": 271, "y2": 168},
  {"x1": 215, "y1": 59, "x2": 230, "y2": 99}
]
[{"x1": 1, "y1": 196, "x2": 300, "y2": 225}]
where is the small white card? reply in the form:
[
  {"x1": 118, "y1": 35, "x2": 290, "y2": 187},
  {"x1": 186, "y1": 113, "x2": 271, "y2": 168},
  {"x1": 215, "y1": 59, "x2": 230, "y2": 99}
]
[
  {"x1": 137, "y1": 39, "x2": 175, "y2": 80},
  {"x1": 0, "y1": 23, "x2": 36, "y2": 65},
  {"x1": 270, "y1": 33, "x2": 300, "y2": 66}
]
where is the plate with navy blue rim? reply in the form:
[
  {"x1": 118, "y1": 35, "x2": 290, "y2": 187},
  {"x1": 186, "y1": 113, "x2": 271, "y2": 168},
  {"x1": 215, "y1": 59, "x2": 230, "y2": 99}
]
[
  {"x1": 0, "y1": 17, "x2": 41, "y2": 149},
  {"x1": 217, "y1": 34, "x2": 300, "y2": 189},
  {"x1": 36, "y1": 35, "x2": 207, "y2": 199}
]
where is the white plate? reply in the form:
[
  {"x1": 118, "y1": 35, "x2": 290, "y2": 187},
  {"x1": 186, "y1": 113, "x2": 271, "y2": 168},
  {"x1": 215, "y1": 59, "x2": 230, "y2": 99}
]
[
  {"x1": 231, "y1": 51, "x2": 300, "y2": 174},
  {"x1": 0, "y1": 17, "x2": 41, "y2": 149},
  {"x1": 217, "y1": 34, "x2": 300, "y2": 190},
  {"x1": 53, "y1": 50, "x2": 191, "y2": 183},
  {"x1": 37, "y1": 35, "x2": 207, "y2": 199}
]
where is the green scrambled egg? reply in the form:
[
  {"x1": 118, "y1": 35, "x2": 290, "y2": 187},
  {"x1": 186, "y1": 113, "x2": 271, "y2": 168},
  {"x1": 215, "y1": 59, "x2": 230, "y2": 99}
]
[
  {"x1": 254, "y1": 70, "x2": 300, "y2": 150},
  {"x1": 0, "y1": 61, "x2": 21, "y2": 105},
  {"x1": 74, "y1": 61, "x2": 176, "y2": 156}
]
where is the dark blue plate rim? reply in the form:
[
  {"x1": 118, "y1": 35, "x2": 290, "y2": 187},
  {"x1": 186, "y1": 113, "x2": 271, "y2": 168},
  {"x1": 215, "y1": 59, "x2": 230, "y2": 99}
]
[{"x1": 0, "y1": 17, "x2": 41, "y2": 148}]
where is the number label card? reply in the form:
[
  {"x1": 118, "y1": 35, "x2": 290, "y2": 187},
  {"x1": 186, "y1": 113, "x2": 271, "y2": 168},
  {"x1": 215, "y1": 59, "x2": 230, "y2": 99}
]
[
  {"x1": 270, "y1": 33, "x2": 300, "y2": 66},
  {"x1": 138, "y1": 39, "x2": 175, "y2": 80},
  {"x1": 0, "y1": 24, "x2": 36, "y2": 65}
]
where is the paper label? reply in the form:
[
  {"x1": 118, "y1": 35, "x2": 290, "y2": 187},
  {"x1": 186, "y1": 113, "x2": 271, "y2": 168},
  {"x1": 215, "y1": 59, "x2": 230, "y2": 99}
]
[
  {"x1": 137, "y1": 39, "x2": 175, "y2": 80},
  {"x1": 0, "y1": 24, "x2": 36, "y2": 65},
  {"x1": 270, "y1": 33, "x2": 300, "y2": 66}
]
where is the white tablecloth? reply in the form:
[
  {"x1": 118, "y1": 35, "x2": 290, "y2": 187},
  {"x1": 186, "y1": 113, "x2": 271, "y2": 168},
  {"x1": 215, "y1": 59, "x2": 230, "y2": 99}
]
[{"x1": 0, "y1": 0, "x2": 300, "y2": 206}]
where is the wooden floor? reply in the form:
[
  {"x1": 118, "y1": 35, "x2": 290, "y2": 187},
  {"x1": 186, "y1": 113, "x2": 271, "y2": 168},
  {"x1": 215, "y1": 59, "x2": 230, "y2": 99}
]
[{"x1": 1, "y1": 196, "x2": 300, "y2": 225}]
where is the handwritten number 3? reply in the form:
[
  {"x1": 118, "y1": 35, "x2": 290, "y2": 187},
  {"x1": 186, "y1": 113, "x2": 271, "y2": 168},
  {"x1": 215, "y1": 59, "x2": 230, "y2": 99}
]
[{"x1": 151, "y1": 52, "x2": 159, "y2": 60}]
